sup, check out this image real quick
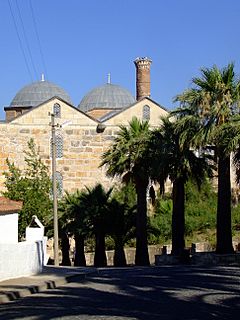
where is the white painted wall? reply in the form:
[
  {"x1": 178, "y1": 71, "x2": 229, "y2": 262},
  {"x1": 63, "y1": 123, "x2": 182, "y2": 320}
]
[
  {"x1": 0, "y1": 240, "x2": 44, "y2": 281},
  {"x1": 0, "y1": 213, "x2": 18, "y2": 244}
]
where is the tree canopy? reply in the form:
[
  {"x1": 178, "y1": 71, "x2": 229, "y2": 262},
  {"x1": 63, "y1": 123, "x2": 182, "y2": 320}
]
[{"x1": 174, "y1": 63, "x2": 240, "y2": 253}]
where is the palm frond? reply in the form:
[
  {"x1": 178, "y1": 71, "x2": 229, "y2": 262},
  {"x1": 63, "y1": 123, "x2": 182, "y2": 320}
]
[{"x1": 100, "y1": 116, "x2": 151, "y2": 183}]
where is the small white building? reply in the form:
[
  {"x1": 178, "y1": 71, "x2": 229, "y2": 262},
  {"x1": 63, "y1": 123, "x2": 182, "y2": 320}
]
[
  {"x1": 0, "y1": 197, "x2": 22, "y2": 244},
  {"x1": 0, "y1": 197, "x2": 46, "y2": 281}
]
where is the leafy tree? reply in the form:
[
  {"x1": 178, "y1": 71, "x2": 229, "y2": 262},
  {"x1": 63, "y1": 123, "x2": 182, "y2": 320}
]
[
  {"x1": 149, "y1": 117, "x2": 211, "y2": 256},
  {"x1": 101, "y1": 117, "x2": 151, "y2": 266},
  {"x1": 175, "y1": 63, "x2": 240, "y2": 253},
  {"x1": 3, "y1": 139, "x2": 52, "y2": 238}
]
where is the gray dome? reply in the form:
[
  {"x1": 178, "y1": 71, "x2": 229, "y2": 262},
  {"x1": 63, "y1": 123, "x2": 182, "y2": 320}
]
[
  {"x1": 78, "y1": 83, "x2": 135, "y2": 112},
  {"x1": 10, "y1": 80, "x2": 72, "y2": 107}
]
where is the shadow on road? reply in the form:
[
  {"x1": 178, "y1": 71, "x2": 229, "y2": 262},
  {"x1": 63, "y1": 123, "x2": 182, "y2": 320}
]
[{"x1": 0, "y1": 266, "x2": 239, "y2": 320}]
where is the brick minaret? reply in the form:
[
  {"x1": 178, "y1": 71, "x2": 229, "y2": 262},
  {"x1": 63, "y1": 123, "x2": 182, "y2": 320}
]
[{"x1": 134, "y1": 57, "x2": 152, "y2": 101}]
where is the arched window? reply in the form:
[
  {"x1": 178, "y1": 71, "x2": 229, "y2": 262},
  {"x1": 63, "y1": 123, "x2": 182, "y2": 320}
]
[
  {"x1": 53, "y1": 103, "x2": 61, "y2": 118},
  {"x1": 50, "y1": 134, "x2": 63, "y2": 158},
  {"x1": 142, "y1": 105, "x2": 150, "y2": 121},
  {"x1": 56, "y1": 171, "x2": 63, "y2": 198}
]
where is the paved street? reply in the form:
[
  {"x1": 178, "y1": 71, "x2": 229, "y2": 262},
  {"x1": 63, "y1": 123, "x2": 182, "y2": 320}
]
[{"x1": 0, "y1": 266, "x2": 239, "y2": 320}]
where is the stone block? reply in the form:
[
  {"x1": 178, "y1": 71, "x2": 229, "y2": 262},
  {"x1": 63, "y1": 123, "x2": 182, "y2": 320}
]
[
  {"x1": 191, "y1": 242, "x2": 212, "y2": 253},
  {"x1": 71, "y1": 141, "x2": 81, "y2": 147}
]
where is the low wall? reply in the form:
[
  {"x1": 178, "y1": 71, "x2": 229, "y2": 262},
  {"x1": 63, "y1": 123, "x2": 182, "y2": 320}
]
[
  {"x1": 0, "y1": 241, "x2": 44, "y2": 281},
  {"x1": 85, "y1": 245, "x2": 162, "y2": 266},
  {"x1": 155, "y1": 252, "x2": 240, "y2": 266},
  {"x1": 191, "y1": 252, "x2": 240, "y2": 266}
]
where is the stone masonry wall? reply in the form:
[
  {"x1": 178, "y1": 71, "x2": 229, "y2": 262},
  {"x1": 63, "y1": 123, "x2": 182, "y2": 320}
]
[{"x1": 0, "y1": 122, "x2": 117, "y2": 194}]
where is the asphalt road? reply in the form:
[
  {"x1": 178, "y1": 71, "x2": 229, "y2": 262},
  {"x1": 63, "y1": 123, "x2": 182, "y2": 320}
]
[{"x1": 0, "y1": 266, "x2": 239, "y2": 320}]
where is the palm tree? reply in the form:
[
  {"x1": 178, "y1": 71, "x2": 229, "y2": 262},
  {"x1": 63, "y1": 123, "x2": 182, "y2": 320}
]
[
  {"x1": 109, "y1": 183, "x2": 137, "y2": 267},
  {"x1": 59, "y1": 228, "x2": 71, "y2": 266},
  {"x1": 101, "y1": 117, "x2": 151, "y2": 266},
  {"x1": 108, "y1": 197, "x2": 136, "y2": 266},
  {"x1": 56, "y1": 203, "x2": 72, "y2": 266},
  {"x1": 59, "y1": 190, "x2": 87, "y2": 266},
  {"x1": 175, "y1": 63, "x2": 240, "y2": 254},
  {"x1": 149, "y1": 116, "x2": 211, "y2": 256},
  {"x1": 79, "y1": 184, "x2": 112, "y2": 267}
]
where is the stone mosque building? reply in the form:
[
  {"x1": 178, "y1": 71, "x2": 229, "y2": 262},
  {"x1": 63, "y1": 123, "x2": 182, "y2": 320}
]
[{"x1": 0, "y1": 58, "x2": 168, "y2": 195}]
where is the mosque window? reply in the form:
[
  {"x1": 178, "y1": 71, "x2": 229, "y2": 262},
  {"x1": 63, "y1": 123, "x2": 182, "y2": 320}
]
[
  {"x1": 53, "y1": 103, "x2": 61, "y2": 118},
  {"x1": 56, "y1": 171, "x2": 63, "y2": 198},
  {"x1": 50, "y1": 134, "x2": 63, "y2": 159},
  {"x1": 143, "y1": 105, "x2": 150, "y2": 121}
]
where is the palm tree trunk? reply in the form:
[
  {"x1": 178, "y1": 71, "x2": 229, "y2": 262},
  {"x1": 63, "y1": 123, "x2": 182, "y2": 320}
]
[
  {"x1": 135, "y1": 178, "x2": 150, "y2": 266},
  {"x1": 216, "y1": 154, "x2": 234, "y2": 254},
  {"x1": 113, "y1": 237, "x2": 127, "y2": 267},
  {"x1": 94, "y1": 232, "x2": 107, "y2": 267},
  {"x1": 172, "y1": 178, "x2": 185, "y2": 256},
  {"x1": 74, "y1": 234, "x2": 86, "y2": 266},
  {"x1": 60, "y1": 230, "x2": 71, "y2": 266}
]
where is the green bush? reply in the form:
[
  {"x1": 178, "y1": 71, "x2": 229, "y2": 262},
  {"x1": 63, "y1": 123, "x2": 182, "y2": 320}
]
[
  {"x1": 149, "y1": 179, "x2": 218, "y2": 245},
  {"x1": 232, "y1": 204, "x2": 240, "y2": 237},
  {"x1": 148, "y1": 195, "x2": 172, "y2": 244},
  {"x1": 185, "y1": 179, "x2": 217, "y2": 236}
]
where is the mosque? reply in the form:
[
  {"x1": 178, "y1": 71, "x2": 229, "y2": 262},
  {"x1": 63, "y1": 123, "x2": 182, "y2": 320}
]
[{"x1": 0, "y1": 57, "x2": 168, "y2": 195}]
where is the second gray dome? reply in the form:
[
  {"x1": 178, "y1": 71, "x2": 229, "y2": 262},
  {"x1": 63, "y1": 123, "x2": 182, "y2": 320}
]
[
  {"x1": 78, "y1": 83, "x2": 135, "y2": 112},
  {"x1": 10, "y1": 80, "x2": 72, "y2": 107}
]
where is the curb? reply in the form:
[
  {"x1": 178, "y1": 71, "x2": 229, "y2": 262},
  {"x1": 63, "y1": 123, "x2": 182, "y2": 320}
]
[{"x1": 0, "y1": 270, "x2": 97, "y2": 304}]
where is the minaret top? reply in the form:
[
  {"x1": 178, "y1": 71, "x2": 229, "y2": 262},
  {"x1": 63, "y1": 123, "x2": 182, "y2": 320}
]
[{"x1": 134, "y1": 57, "x2": 152, "y2": 70}]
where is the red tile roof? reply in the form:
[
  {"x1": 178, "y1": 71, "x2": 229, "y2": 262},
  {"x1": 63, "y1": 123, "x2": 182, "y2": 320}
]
[{"x1": 0, "y1": 197, "x2": 23, "y2": 215}]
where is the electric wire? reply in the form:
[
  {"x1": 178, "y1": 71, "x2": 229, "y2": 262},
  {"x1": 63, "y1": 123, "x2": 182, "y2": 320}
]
[
  {"x1": 29, "y1": 0, "x2": 48, "y2": 80},
  {"x1": 8, "y1": 0, "x2": 33, "y2": 81},
  {"x1": 15, "y1": 0, "x2": 38, "y2": 80}
]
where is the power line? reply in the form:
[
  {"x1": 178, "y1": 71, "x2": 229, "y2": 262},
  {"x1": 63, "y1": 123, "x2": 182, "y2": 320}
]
[
  {"x1": 8, "y1": 0, "x2": 33, "y2": 81},
  {"x1": 29, "y1": 0, "x2": 48, "y2": 80},
  {"x1": 15, "y1": 0, "x2": 38, "y2": 80}
]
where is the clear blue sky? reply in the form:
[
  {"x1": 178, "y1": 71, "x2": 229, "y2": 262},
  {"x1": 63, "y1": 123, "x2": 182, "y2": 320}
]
[{"x1": 0, "y1": 0, "x2": 240, "y2": 119}]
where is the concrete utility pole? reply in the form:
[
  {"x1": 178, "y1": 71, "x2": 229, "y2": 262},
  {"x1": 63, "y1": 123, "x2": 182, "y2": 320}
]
[{"x1": 50, "y1": 113, "x2": 59, "y2": 266}]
